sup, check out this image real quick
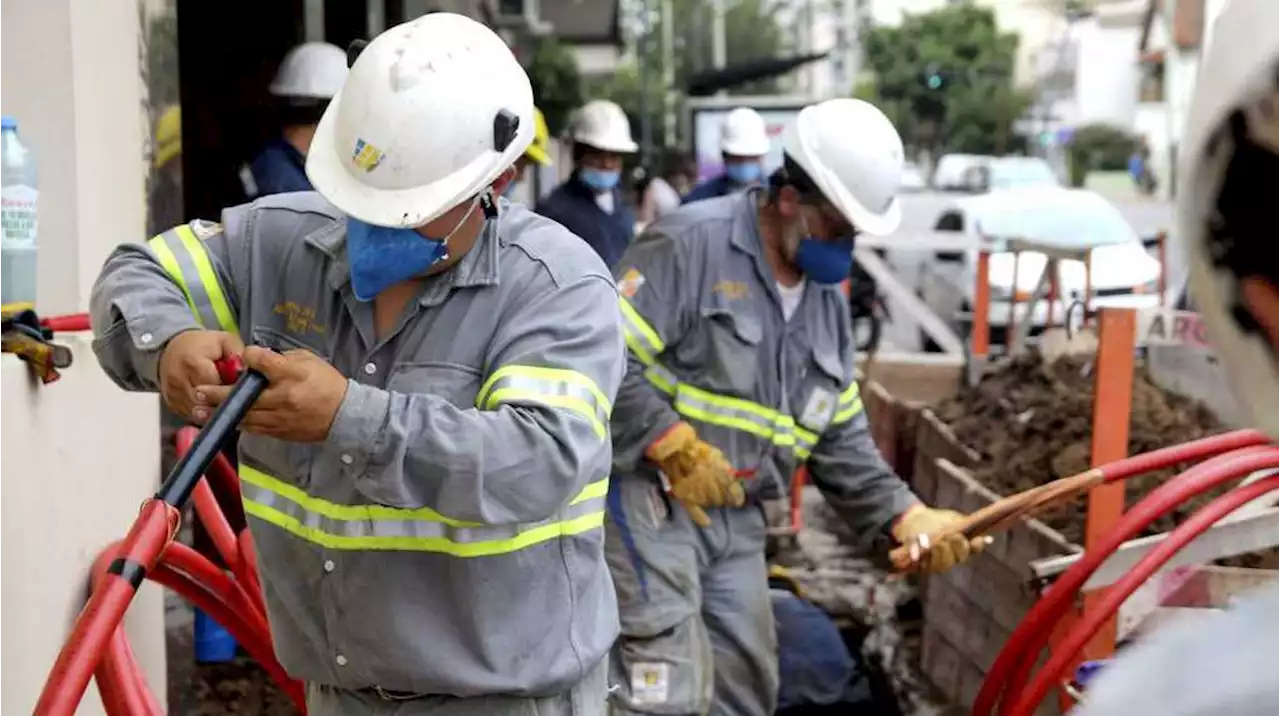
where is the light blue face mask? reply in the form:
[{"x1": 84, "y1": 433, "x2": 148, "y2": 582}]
[
  {"x1": 793, "y1": 214, "x2": 856, "y2": 285},
  {"x1": 345, "y1": 199, "x2": 479, "y2": 302},
  {"x1": 579, "y1": 168, "x2": 620, "y2": 192},
  {"x1": 725, "y1": 161, "x2": 763, "y2": 185}
]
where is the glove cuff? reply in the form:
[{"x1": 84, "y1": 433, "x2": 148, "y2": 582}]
[{"x1": 646, "y1": 421, "x2": 697, "y2": 463}]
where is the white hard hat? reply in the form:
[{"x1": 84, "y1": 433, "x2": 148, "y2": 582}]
[
  {"x1": 270, "y1": 42, "x2": 349, "y2": 100},
  {"x1": 781, "y1": 98, "x2": 904, "y2": 236},
  {"x1": 306, "y1": 13, "x2": 534, "y2": 228},
  {"x1": 721, "y1": 107, "x2": 770, "y2": 157},
  {"x1": 571, "y1": 100, "x2": 638, "y2": 154},
  {"x1": 1177, "y1": 0, "x2": 1278, "y2": 438}
]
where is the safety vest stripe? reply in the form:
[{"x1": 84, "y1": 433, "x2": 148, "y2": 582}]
[
  {"x1": 644, "y1": 364, "x2": 818, "y2": 459},
  {"x1": 838, "y1": 382, "x2": 859, "y2": 406},
  {"x1": 831, "y1": 396, "x2": 864, "y2": 426},
  {"x1": 475, "y1": 365, "x2": 611, "y2": 441},
  {"x1": 147, "y1": 223, "x2": 239, "y2": 335},
  {"x1": 618, "y1": 298, "x2": 664, "y2": 360},
  {"x1": 240, "y1": 465, "x2": 608, "y2": 556}
]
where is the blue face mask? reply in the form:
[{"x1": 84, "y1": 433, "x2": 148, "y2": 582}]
[
  {"x1": 725, "y1": 162, "x2": 763, "y2": 185},
  {"x1": 793, "y1": 214, "x2": 856, "y2": 285},
  {"x1": 345, "y1": 200, "x2": 478, "y2": 302},
  {"x1": 579, "y1": 168, "x2": 620, "y2": 192}
]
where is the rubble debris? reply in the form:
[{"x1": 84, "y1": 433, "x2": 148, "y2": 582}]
[{"x1": 934, "y1": 352, "x2": 1277, "y2": 568}]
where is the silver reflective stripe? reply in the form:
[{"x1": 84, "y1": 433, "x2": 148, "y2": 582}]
[
  {"x1": 240, "y1": 472, "x2": 609, "y2": 557},
  {"x1": 148, "y1": 227, "x2": 224, "y2": 330},
  {"x1": 475, "y1": 365, "x2": 612, "y2": 440}
]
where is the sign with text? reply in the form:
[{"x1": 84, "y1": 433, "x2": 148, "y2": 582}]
[{"x1": 1136, "y1": 308, "x2": 1212, "y2": 349}]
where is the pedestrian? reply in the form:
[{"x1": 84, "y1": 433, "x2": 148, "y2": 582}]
[
  {"x1": 683, "y1": 106, "x2": 771, "y2": 204},
  {"x1": 604, "y1": 98, "x2": 985, "y2": 716},
  {"x1": 241, "y1": 41, "x2": 348, "y2": 199},
  {"x1": 1068, "y1": 0, "x2": 1278, "y2": 711},
  {"x1": 535, "y1": 99, "x2": 638, "y2": 268},
  {"x1": 637, "y1": 151, "x2": 695, "y2": 225},
  {"x1": 90, "y1": 14, "x2": 623, "y2": 715}
]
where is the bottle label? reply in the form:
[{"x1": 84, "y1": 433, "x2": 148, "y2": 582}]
[{"x1": 1, "y1": 184, "x2": 38, "y2": 249}]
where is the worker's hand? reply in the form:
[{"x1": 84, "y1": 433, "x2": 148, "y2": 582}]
[
  {"x1": 891, "y1": 504, "x2": 988, "y2": 574},
  {"x1": 194, "y1": 345, "x2": 348, "y2": 442},
  {"x1": 647, "y1": 422, "x2": 745, "y2": 527},
  {"x1": 158, "y1": 329, "x2": 245, "y2": 422}
]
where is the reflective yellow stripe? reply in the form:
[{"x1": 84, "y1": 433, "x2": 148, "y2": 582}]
[
  {"x1": 475, "y1": 365, "x2": 611, "y2": 440},
  {"x1": 831, "y1": 382, "x2": 863, "y2": 425},
  {"x1": 643, "y1": 364, "x2": 817, "y2": 458},
  {"x1": 174, "y1": 225, "x2": 238, "y2": 334},
  {"x1": 146, "y1": 222, "x2": 239, "y2": 335},
  {"x1": 147, "y1": 236, "x2": 202, "y2": 320},
  {"x1": 619, "y1": 298, "x2": 664, "y2": 366},
  {"x1": 240, "y1": 464, "x2": 607, "y2": 557}
]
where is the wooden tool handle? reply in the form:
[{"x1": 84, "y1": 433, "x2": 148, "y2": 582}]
[{"x1": 888, "y1": 468, "x2": 1104, "y2": 572}]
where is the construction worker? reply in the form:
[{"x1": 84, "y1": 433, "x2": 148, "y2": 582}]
[
  {"x1": 605, "y1": 98, "x2": 984, "y2": 715},
  {"x1": 241, "y1": 41, "x2": 349, "y2": 199},
  {"x1": 682, "y1": 106, "x2": 771, "y2": 205},
  {"x1": 535, "y1": 99, "x2": 638, "y2": 268},
  {"x1": 515, "y1": 107, "x2": 554, "y2": 185},
  {"x1": 89, "y1": 14, "x2": 622, "y2": 715},
  {"x1": 1069, "y1": 1, "x2": 1278, "y2": 713}
]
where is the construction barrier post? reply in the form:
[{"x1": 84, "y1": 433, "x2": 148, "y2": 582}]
[
  {"x1": 971, "y1": 251, "x2": 992, "y2": 382},
  {"x1": 1082, "y1": 308, "x2": 1137, "y2": 656}
]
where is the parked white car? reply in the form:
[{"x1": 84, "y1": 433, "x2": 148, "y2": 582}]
[
  {"x1": 919, "y1": 186, "x2": 1163, "y2": 350},
  {"x1": 986, "y1": 156, "x2": 1059, "y2": 189}
]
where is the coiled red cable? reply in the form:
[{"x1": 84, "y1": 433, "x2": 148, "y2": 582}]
[
  {"x1": 33, "y1": 356, "x2": 305, "y2": 715},
  {"x1": 1007, "y1": 474, "x2": 1279, "y2": 715},
  {"x1": 973, "y1": 444, "x2": 1278, "y2": 716}
]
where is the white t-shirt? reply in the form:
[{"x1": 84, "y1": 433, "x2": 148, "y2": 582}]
[
  {"x1": 777, "y1": 281, "x2": 806, "y2": 322},
  {"x1": 594, "y1": 191, "x2": 615, "y2": 214}
]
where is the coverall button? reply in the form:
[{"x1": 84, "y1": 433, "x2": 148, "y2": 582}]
[
  {"x1": 324, "y1": 559, "x2": 336, "y2": 573},
  {"x1": 335, "y1": 653, "x2": 348, "y2": 667},
  {"x1": 363, "y1": 362, "x2": 377, "y2": 375},
  {"x1": 341, "y1": 454, "x2": 354, "y2": 465},
  {"x1": 140, "y1": 332, "x2": 153, "y2": 344}
]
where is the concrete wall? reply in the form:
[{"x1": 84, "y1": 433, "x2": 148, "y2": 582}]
[{"x1": 1, "y1": 0, "x2": 165, "y2": 711}]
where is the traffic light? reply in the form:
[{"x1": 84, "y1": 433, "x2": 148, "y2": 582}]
[{"x1": 924, "y1": 62, "x2": 945, "y2": 91}]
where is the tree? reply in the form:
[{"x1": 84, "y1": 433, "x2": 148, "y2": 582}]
[
  {"x1": 591, "y1": 0, "x2": 787, "y2": 152},
  {"x1": 525, "y1": 37, "x2": 584, "y2": 137},
  {"x1": 855, "y1": 4, "x2": 1034, "y2": 156}
]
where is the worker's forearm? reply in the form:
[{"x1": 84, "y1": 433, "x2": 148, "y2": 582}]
[
  {"x1": 808, "y1": 414, "x2": 920, "y2": 547},
  {"x1": 327, "y1": 383, "x2": 611, "y2": 525},
  {"x1": 89, "y1": 245, "x2": 202, "y2": 391},
  {"x1": 609, "y1": 354, "x2": 682, "y2": 472}
]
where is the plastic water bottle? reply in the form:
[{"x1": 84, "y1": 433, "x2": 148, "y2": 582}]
[{"x1": 2, "y1": 115, "x2": 39, "y2": 306}]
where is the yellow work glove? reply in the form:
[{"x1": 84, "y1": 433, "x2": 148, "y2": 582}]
[
  {"x1": 647, "y1": 421, "x2": 745, "y2": 527},
  {"x1": 891, "y1": 504, "x2": 988, "y2": 574}
]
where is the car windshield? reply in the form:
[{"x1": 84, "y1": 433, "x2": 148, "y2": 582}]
[
  {"x1": 956, "y1": 187, "x2": 1139, "y2": 249},
  {"x1": 987, "y1": 158, "x2": 1058, "y2": 189}
]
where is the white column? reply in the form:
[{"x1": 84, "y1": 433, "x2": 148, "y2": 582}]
[{"x1": 1, "y1": 0, "x2": 165, "y2": 713}]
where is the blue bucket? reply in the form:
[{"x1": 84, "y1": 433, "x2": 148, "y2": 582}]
[{"x1": 194, "y1": 607, "x2": 238, "y2": 663}]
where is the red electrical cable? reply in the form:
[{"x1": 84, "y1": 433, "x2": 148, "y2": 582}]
[
  {"x1": 974, "y1": 445, "x2": 1279, "y2": 716},
  {"x1": 1008, "y1": 475, "x2": 1279, "y2": 715},
  {"x1": 1096, "y1": 430, "x2": 1271, "y2": 484}
]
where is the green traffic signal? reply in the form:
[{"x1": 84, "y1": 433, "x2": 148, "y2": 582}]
[{"x1": 927, "y1": 74, "x2": 942, "y2": 90}]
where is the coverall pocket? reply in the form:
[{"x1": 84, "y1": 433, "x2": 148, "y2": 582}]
[
  {"x1": 694, "y1": 306, "x2": 762, "y2": 397},
  {"x1": 793, "y1": 347, "x2": 847, "y2": 434},
  {"x1": 250, "y1": 325, "x2": 325, "y2": 358}
]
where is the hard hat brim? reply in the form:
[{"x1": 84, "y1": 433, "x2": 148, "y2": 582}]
[
  {"x1": 802, "y1": 153, "x2": 903, "y2": 236},
  {"x1": 572, "y1": 135, "x2": 640, "y2": 154},
  {"x1": 720, "y1": 137, "x2": 771, "y2": 157},
  {"x1": 524, "y1": 143, "x2": 553, "y2": 166},
  {"x1": 305, "y1": 92, "x2": 532, "y2": 228}
]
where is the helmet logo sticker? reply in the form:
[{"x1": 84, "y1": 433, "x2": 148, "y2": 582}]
[{"x1": 352, "y1": 139, "x2": 385, "y2": 172}]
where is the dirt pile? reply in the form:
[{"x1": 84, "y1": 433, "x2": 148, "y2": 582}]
[{"x1": 934, "y1": 351, "x2": 1232, "y2": 545}]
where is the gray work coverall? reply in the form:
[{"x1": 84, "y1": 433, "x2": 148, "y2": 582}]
[
  {"x1": 606, "y1": 190, "x2": 919, "y2": 715},
  {"x1": 89, "y1": 193, "x2": 625, "y2": 715}
]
